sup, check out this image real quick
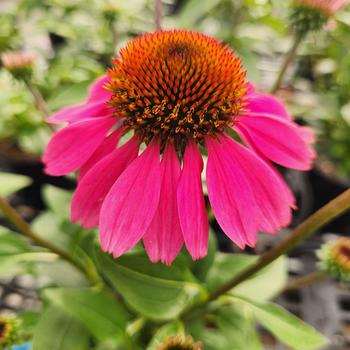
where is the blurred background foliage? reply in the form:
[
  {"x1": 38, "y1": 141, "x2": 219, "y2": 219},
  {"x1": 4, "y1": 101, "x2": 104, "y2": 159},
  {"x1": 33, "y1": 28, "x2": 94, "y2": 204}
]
[{"x1": 0, "y1": 0, "x2": 350, "y2": 176}]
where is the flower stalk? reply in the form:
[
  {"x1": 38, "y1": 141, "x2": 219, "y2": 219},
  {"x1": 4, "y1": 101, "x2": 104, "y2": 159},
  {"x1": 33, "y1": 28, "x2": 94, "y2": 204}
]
[
  {"x1": 0, "y1": 195, "x2": 102, "y2": 286},
  {"x1": 271, "y1": 30, "x2": 305, "y2": 93},
  {"x1": 155, "y1": 0, "x2": 163, "y2": 31},
  {"x1": 182, "y1": 188, "x2": 350, "y2": 320},
  {"x1": 284, "y1": 271, "x2": 326, "y2": 291},
  {"x1": 24, "y1": 79, "x2": 54, "y2": 131}
]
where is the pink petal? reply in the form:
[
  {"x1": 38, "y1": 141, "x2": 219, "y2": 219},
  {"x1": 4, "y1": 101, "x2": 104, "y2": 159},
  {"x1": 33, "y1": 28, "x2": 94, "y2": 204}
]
[
  {"x1": 48, "y1": 101, "x2": 113, "y2": 124},
  {"x1": 71, "y1": 137, "x2": 139, "y2": 228},
  {"x1": 299, "y1": 126, "x2": 316, "y2": 144},
  {"x1": 79, "y1": 128, "x2": 122, "y2": 179},
  {"x1": 207, "y1": 134, "x2": 294, "y2": 247},
  {"x1": 177, "y1": 141, "x2": 208, "y2": 259},
  {"x1": 143, "y1": 144, "x2": 183, "y2": 265},
  {"x1": 48, "y1": 75, "x2": 112, "y2": 124},
  {"x1": 99, "y1": 140, "x2": 161, "y2": 258},
  {"x1": 43, "y1": 117, "x2": 115, "y2": 176},
  {"x1": 236, "y1": 113, "x2": 315, "y2": 170},
  {"x1": 206, "y1": 136, "x2": 258, "y2": 248},
  {"x1": 246, "y1": 91, "x2": 291, "y2": 120},
  {"x1": 87, "y1": 75, "x2": 111, "y2": 101}
]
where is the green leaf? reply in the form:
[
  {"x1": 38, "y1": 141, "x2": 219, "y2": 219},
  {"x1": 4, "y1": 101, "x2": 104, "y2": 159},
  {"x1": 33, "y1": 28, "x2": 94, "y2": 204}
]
[
  {"x1": 147, "y1": 320, "x2": 185, "y2": 350},
  {"x1": 191, "y1": 230, "x2": 217, "y2": 281},
  {"x1": 236, "y1": 297, "x2": 328, "y2": 350},
  {"x1": 31, "y1": 212, "x2": 69, "y2": 249},
  {"x1": 0, "y1": 172, "x2": 32, "y2": 196},
  {"x1": 43, "y1": 185, "x2": 72, "y2": 218},
  {"x1": 32, "y1": 305, "x2": 90, "y2": 350},
  {"x1": 36, "y1": 260, "x2": 88, "y2": 287},
  {"x1": 233, "y1": 256, "x2": 288, "y2": 301},
  {"x1": 206, "y1": 253, "x2": 256, "y2": 291},
  {"x1": 206, "y1": 254, "x2": 288, "y2": 301},
  {"x1": 95, "y1": 250, "x2": 205, "y2": 320},
  {"x1": 48, "y1": 80, "x2": 91, "y2": 110},
  {"x1": 0, "y1": 230, "x2": 33, "y2": 277},
  {"x1": 44, "y1": 288, "x2": 129, "y2": 342},
  {"x1": 215, "y1": 306, "x2": 263, "y2": 350}
]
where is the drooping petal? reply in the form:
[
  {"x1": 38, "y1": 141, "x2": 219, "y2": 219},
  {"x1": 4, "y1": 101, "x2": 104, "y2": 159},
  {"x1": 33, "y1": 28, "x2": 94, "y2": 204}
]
[
  {"x1": 206, "y1": 136, "x2": 258, "y2": 248},
  {"x1": 71, "y1": 137, "x2": 139, "y2": 228},
  {"x1": 48, "y1": 101, "x2": 113, "y2": 124},
  {"x1": 143, "y1": 144, "x2": 183, "y2": 265},
  {"x1": 87, "y1": 75, "x2": 111, "y2": 101},
  {"x1": 207, "y1": 134, "x2": 294, "y2": 247},
  {"x1": 177, "y1": 140, "x2": 208, "y2": 259},
  {"x1": 100, "y1": 140, "x2": 161, "y2": 257},
  {"x1": 246, "y1": 90, "x2": 291, "y2": 120},
  {"x1": 79, "y1": 128, "x2": 122, "y2": 179},
  {"x1": 43, "y1": 117, "x2": 115, "y2": 176},
  {"x1": 236, "y1": 113, "x2": 315, "y2": 170}
]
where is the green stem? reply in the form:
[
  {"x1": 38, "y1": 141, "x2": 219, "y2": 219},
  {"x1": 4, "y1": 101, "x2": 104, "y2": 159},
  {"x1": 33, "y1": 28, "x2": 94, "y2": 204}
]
[
  {"x1": 155, "y1": 0, "x2": 163, "y2": 31},
  {"x1": 182, "y1": 188, "x2": 350, "y2": 320},
  {"x1": 24, "y1": 80, "x2": 54, "y2": 131},
  {"x1": 0, "y1": 195, "x2": 102, "y2": 286},
  {"x1": 270, "y1": 30, "x2": 304, "y2": 94},
  {"x1": 284, "y1": 271, "x2": 326, "y2": 291}
]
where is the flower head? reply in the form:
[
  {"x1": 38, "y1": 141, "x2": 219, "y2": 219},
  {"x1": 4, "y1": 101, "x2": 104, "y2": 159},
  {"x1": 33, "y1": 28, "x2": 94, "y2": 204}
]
[
  {"x1": 293, "y1": 0, "x2": 349, "y2": 16},
  {"x1": 157, "y1": 336, "x2": 202, "y2": 350},
  {"x1": 291, "y1": 0, "x2": 350, "y2": 32},
  {"x1": 43, "y1": 30, "x2": 315, "y2": 265},
  {"x1": 318, "y1": 237, "x2": 350, "y2": 282},
  {"x1": 0, "y1": 315, "x2": 19, "y2": 349},
  {"x1": 1, "y1": 51, "x2": 35, "y2": 80}
]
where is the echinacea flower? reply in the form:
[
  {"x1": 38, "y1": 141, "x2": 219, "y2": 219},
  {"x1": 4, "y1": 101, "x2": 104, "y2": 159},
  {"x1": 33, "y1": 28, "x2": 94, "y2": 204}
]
[
  {"x1": 0, "y1": 315, "x2": 19, "y2": 349},
  {"x1": 293, "y1": 0, "x2": 349, "y2": 16},
  {"x1": 43, "y1": 30, "x2": 315, "y2": 265},
  {"x1": 318, "y1": 237, "x2": 350, "y2": 282},
  {"x1": 291, "y1": 0, "x2": 350, "y2": 32},
  {"x1": 1, "y1": 51, "x2": 35, "y2": 80}
]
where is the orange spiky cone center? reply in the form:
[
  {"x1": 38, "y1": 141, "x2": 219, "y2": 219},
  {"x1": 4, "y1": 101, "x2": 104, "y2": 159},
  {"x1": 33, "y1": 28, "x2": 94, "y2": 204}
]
[{"x1": 106, "y1": 30, "x2": 247, "y2": 145}]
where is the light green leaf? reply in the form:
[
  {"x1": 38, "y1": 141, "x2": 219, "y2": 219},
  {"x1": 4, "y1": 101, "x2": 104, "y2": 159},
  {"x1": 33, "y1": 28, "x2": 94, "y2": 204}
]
[
  {"x1": 236, "y1": 297, "x2": 328, "y2": 350},
  {"x1": 44, "y1": 288, "x2": 129, "y2": 342},
  {"x1": 36, "y1": 260, "x2": 88, "y2": 287},
  {"x1": 0, "y1": 172, "x2": 32, "y2": 197},
  {"x1": 43, "y1": 185, "x2": 72, "y2": 218},
  {"x1": 206, "y1": 253, "x2": 256, "y2": 291},
  {"x1": 95, "y1": 250, "x2": 205, "y2": 320},
  {"x1": 207, "y1": 254, "x2": 288, "y2": 301},
  {"x1": 234, "y1": 256, "x2": 288, "y2": 301},
  {"x1": 147, "y1": 320, "x2": 185, "y2": 350},
  {"x1": 0, "y1": 230, "x2": 33, "y2": 277},
  {"x1": 33, "y1": 305, "x2": 90, "y2": 350}
]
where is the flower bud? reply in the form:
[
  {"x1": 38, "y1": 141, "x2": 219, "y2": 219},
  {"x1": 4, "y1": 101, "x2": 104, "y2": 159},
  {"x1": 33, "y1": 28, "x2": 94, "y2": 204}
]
[
  {"x1": 157, "y1": 335, "x2": 202, "y2": 350},
  {"x1": 290, "y1": 0, "x2": 349, "y2": 33},
  {"x1": 1, "y1": 51, "x2": 35, "y2": 81},
  {"x1": 0, "y1": 315, "x2": 20, "y2": 349},
  {"x1": 318, "y1": 237, "x2": 350, "y2": 282}
]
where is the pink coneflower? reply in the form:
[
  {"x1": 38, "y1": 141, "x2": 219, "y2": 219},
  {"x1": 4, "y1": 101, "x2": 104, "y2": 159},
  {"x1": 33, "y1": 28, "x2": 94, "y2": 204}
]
[
  {"x1": 43, "y1": 30, "x2": 315, "y2": 265},
  {"x1": 293, "y1": 0, "x2": 349, "y2": 16}
]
